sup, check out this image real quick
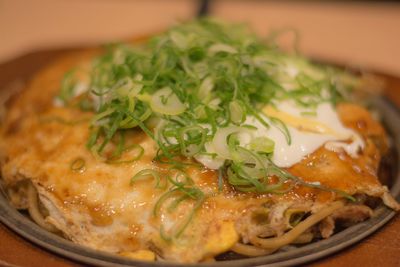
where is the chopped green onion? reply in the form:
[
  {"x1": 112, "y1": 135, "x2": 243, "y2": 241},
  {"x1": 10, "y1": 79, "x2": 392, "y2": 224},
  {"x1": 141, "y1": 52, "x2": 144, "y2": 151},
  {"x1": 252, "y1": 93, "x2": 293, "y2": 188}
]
[
  {"x1": 152, "y1": 174, "x2": 206, "y2": 241},
  {"x1": 70, "y1": 157, "x2": 86, "y2": 173},
  {"x1": 229, "y1": 100, "x2": 246, "y2": 125},
  {"x1": 150, "y1": 87, "x2": 186, "y2": 115},
  {"x1": 107, "y1": 144, "x2": 144, "y2": 164},
  {"x1": 249, "y1": 137, "x2": 275, "y2": 154},
  {"x1": 130, "y1": 169, "x2": 167, "y2": 189},
  {"x1": 57, "y1": 69, "x2": 77, "y2": 104},
  {"x1": 208, "y1": 43, "x2": 238, "y2": 55},
  {"x1": 269, "y1": 117, "x2": 292, "y2": 145},
  {"x1": 178, "y1": 125, "x2": 207, "y2": 157}
]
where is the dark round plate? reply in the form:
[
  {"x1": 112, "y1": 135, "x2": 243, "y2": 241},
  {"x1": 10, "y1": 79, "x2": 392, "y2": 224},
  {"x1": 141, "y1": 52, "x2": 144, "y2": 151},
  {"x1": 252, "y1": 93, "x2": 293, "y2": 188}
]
[{"x1": 0, "y1": 50, "x2": 399, "y2": 267}]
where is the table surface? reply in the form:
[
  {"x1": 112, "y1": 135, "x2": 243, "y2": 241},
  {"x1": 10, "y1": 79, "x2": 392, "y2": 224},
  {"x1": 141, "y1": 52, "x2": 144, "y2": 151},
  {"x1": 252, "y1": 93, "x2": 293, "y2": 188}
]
[{"x1": 1, "y1": 1, "x2": 400, "y2": 266}]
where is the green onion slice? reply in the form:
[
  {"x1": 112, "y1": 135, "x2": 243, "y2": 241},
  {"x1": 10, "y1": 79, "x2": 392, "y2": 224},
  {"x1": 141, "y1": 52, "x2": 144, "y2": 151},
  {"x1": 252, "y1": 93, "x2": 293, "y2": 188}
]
[
  {"x1": 107, "y1": 144, "x2": 144, "y2": 164},
  {"x1": 150, "y1": 87, "x2": 186, "y2": 115},
  {"x1": 229, "y1": 100, "x2": 246, "y2": 125},
  {"x1": 70, "y1": 157, "x2": 86, "y2": 172},
  {"x1": 130, "y1": 169, "x2": 167, "y2": 189},
  {"x1": 249, "y1": 137, "x2": 275, "y2": 154}
]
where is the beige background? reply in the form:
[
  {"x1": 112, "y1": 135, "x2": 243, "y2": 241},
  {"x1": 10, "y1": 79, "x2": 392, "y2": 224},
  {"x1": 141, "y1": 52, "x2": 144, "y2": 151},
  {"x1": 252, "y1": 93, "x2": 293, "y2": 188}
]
[{"x1": 1, "y1": 0, "x2": 400, "y2": 76}]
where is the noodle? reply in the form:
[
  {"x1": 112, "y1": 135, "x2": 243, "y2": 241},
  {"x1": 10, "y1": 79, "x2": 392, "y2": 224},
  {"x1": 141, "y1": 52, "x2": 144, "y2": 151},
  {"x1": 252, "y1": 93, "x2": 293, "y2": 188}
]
[
  {"x1": 250, "y1": 201, "x2": 344, "y2": 249},
  {"x1": 231, "y1": 243, "x2": 276, "y2": 257},
  {"x1": 27, "y1": 183, "x2": 58, "y2": 233},
  {"x1": 291, "y1": 232, "x2": 314, "y2": 244}
]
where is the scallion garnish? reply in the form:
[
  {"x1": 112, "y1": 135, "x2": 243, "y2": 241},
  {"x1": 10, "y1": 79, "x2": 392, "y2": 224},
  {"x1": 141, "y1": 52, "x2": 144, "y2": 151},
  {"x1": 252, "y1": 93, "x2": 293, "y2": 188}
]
[
  {"x1": 130, "y1": 169, "x2": 167, "y2": 189},
  {"x1": 152, "y1": 172, "x2": 206, "y2": 242},
  {"x1": 70, "y1": 157, "x2": 86, "y2": 173}
]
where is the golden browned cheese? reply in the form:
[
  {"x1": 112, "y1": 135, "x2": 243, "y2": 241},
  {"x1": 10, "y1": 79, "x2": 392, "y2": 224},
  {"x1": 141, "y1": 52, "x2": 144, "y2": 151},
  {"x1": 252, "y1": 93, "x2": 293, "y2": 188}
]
[{"x1": 0, "y1": 50, "x2": 398, "y2": 262}]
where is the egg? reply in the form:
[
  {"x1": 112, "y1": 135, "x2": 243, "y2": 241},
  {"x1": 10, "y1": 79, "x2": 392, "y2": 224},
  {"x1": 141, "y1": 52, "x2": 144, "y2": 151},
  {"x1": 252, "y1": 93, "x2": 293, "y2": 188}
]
[
  {"x1": 204, "y1": 220, "x2": 239, "y2": 257},
  {"x1": 119, "y1": 250, "x2": 156, "y2": 261},
  {"x1": 196, "y1": 100, "x2": 364, "y2": 169}
]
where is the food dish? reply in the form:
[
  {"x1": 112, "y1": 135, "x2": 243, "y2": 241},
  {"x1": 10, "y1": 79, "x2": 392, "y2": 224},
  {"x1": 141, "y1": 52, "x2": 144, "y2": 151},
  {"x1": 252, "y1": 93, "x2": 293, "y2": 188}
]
[{"x1": 0, "y1": 19, "x2": 399, "y2": 264}]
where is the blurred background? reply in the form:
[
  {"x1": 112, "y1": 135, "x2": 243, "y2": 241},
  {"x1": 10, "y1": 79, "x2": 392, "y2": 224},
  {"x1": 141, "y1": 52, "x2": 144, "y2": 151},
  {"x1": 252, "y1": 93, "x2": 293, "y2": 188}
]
[{"x1": 1, "y1": 0, "x2": 400, "y2": 75}]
